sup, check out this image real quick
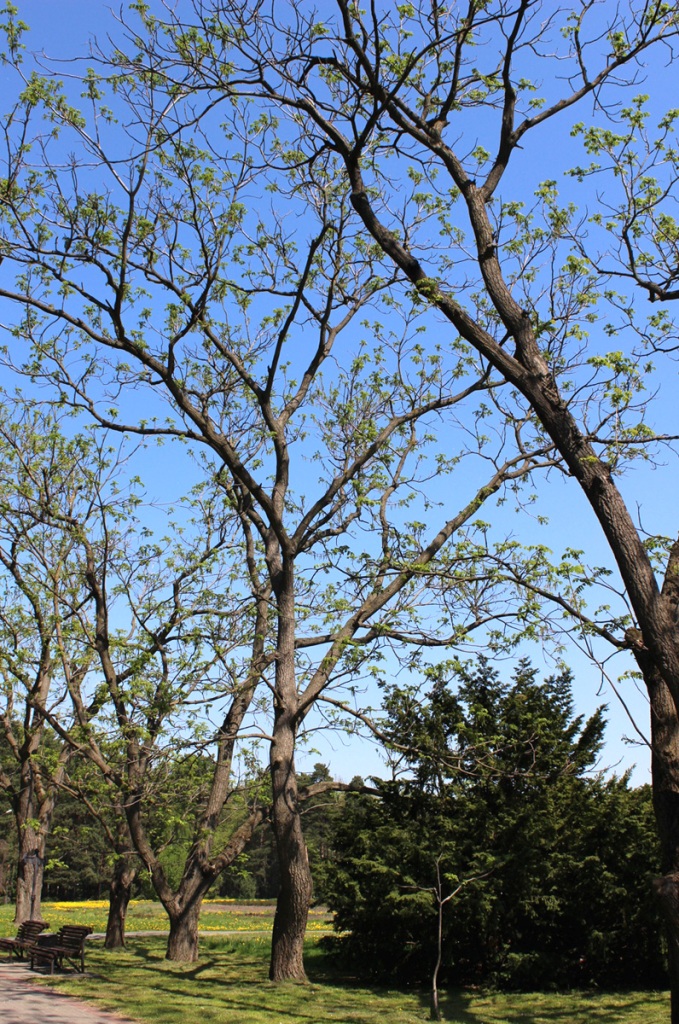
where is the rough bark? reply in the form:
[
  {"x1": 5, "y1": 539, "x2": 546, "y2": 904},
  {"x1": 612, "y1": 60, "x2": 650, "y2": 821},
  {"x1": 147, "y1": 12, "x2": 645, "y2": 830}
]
[
  {"x1": 0, "y1": 840, "x2": 9, "y2": 898},
  {"x1": 649, "y1": 670, "x2": 679, "y2": 1023},
  {"x1": 269, "y1": 565, "x2": 312, "y2": 982},
  {"x1": 166, "y1": 897, "x2": 202, "y2": 962},
  {"x1": 641, "y1": 548, "x2": 679, "y2": 1022},
  {"x1": 12, "y1": 753, "x2": 64, "y2": 924},
  {"x1": 14, "y1": 822, "x2": 46, "y2": 924},
  {"x1": 655, "y1": 870, "x2": 679, "y2": 1024},
  {"x1": 269, "y1": 709, "x2": 313, "y2": 981},
  {"x1": 105, "y1": 855, "x2": 137, "y2": 949}
]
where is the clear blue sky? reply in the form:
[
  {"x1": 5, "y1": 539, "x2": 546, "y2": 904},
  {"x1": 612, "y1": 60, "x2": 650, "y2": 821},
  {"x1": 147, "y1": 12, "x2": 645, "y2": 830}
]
[{"x1": 5, "y1": 0, "x2": 679, "y2": 787}]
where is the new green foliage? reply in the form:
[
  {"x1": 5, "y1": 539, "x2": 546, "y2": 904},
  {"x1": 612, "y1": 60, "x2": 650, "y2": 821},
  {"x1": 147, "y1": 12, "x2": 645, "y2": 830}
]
[{"x1": 2, "y1": 0, "x2": 679, "y2": 997}]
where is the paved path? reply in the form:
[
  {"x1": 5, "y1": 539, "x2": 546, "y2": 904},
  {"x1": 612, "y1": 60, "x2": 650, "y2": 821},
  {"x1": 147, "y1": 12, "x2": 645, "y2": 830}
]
[
  {"x1": 0, "y1": 962, "x2": 138, "y2": 1024},
  {"x1": 0, "y1": 928, "x2": 335, "y2": 1022}
]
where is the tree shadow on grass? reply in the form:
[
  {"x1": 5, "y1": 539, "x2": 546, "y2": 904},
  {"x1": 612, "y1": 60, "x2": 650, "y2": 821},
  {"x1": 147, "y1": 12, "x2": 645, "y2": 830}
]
[
  {"x1": 91, "y1": 943, "x2": 429, "y2": 1023},
  {"x1": 73, "y1": 941, "x2": 669, "y2": 1024},
  {"x1": 98, "y1": 968, "x2": 425, "y2": 1024},
  {"x1": 421, "y1": 988, "x2": 668, "y2": 1023}
]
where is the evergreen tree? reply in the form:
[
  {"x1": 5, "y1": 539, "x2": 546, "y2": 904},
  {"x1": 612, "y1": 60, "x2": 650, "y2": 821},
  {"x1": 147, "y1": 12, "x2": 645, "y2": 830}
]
[{"x1": 322, "y1": 659, "x2": 664, "y2": 989}]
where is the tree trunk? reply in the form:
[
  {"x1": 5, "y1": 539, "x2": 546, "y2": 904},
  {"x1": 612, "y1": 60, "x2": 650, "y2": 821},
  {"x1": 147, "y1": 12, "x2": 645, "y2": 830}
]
[
  {"x1": 14, "y1": 822, "x2": 46, "y2": 924},
  {"x1": 647, "y1": 667, "x2": 679, "y2": 1024},
  {"x1": 0, "y1": 840, "x2": 9, "y2": 899},
  {"x1": 12, "y1": 748, "x2": 65, "y2": 924},
  {"x1": 105, "y1": 856, "x2": 137, "y2": 949},
  {"x1": 268, "y1": 558, "x2": 313, "y2": 983},
  {"x1": 166, "y1": 898, "x2": 202, "y2": 962},
  {"x1": 269, "y1": 709, "x2": 313, "y2": 982},
  {"x1": 654, "y1": 873, "x2": 679, "y2": 1024},
  {"x1": 123, "y1": 782, "x2": 266, "y2": 963}
]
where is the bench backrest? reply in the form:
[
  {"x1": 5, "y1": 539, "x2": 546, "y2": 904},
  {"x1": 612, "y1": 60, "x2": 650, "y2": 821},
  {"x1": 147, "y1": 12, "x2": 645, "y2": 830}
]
[
  {"x1": 54, "y1": 925, "x2": 92, "y2": 951},
  {"x1": 17, "y1": 920, "x2": 48, "y2": 942}
]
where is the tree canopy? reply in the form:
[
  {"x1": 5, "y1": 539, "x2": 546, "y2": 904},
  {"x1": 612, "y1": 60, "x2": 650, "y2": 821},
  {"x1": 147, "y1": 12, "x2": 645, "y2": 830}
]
[{"x1": 0, "y1": 0, "x2": 679, "y2": 1001}]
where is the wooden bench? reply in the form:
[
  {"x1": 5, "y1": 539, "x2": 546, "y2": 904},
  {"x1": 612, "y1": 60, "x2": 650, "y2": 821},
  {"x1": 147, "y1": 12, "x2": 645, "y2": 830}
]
[
  {"x1": 29, "y1": 925, "x2": 92, "y2": 974},
  {"x1": 0, "y1": 920, "x2": 49, "y2": 960}
]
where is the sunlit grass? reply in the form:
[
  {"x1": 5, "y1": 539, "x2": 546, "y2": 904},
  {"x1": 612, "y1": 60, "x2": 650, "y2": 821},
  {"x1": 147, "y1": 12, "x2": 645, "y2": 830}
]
[
  {"x1": 1, "y1": 903, "x2": 669, "y2": 1023},
  {"x1": 28, "y1": 935, "x2": 669, "y2": 1024},
  {"x1": 0, "y1": 899, "x2": 331, "y2": 937}
]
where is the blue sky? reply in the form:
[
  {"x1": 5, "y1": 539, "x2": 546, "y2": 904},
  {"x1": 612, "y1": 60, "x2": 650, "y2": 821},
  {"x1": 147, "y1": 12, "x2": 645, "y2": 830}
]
[{"x1": 4, "y1": 0, "x2": 679, "y2": 787}]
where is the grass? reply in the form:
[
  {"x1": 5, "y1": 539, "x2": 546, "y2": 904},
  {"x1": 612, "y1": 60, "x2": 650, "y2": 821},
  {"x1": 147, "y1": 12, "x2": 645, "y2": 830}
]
[
  {"x1": 0, "y1": 899, "x2": 331, "y2": 937},
  {"x1": 29, "y1": 936, "x2": 671, "y2": 1024},
  {"x1": 0, "y1": 902, "x2": 670, "y2": 1023}
]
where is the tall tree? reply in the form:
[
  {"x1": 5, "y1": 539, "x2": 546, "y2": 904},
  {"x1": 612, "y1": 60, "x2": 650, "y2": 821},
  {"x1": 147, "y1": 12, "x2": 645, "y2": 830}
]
[
  {"x1": 32, "y1": 466, "x2": 274, "y2": 962},
  {"x1": 0, "y1": 404, "x2": 101, "y2": 923},
  {"x1": 95, "y1": 1, "x2": 679, "y2": 1012},
  {"x1": 0, "y1": 391, "x2": 270, "y2": 958},
  {"x1": 0, "y1": 7, "x2": 559, "y2": 978}
]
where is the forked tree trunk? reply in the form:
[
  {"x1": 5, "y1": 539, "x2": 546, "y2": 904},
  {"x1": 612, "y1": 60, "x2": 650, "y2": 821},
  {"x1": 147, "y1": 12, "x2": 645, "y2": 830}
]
[
  {"x1": 161, "y1": 855, "x2": 221, "y2": 962},
  {"x1": 166, "y1": 898, "x2": 202, "y2": 962},
  {"x1": 105, "y1": 856, "x2": 137, "y2": 949},
  {"x1": 124, "y1": 787, "x2": 266, "y2": 963}
]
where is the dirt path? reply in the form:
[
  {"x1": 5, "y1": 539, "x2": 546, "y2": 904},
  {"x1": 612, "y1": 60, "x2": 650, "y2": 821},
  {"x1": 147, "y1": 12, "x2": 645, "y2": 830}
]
[{"x1": 0, "y1": 962, "x2": 138, "y2": 1024}]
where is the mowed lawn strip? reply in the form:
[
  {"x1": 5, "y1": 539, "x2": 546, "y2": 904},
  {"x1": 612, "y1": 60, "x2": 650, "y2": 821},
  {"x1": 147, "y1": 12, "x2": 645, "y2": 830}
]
[
  {"x1": 21, "y1": 935, "x2": 671, "y2": 1024},
  {"x1": 0, "y1": 904, "x2": 669, "y2": 1023},
  {"x1": 0, "y1": 900, "x2": 331, "y2": 936}
]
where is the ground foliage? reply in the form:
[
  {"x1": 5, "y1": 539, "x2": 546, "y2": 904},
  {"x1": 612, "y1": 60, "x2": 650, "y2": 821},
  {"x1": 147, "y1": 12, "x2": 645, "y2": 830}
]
[
  {"x1": 24, "y1": 934, "x2": 672, "y2": 1024},
  {"x1": 320, "y1": 658, "x2": 664, "y2": 990}
]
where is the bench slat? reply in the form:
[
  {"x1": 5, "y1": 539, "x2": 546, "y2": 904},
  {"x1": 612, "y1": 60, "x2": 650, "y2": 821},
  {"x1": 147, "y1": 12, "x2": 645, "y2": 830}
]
[{"x1": 29, "y1": 925, "x2": 92, "y2": 975}]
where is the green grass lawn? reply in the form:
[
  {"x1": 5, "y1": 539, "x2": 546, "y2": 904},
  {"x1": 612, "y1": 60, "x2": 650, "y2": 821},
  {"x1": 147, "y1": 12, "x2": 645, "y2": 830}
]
[
  {"x1": 28, "y1": 936, "x2": 671, "y2": 1024},
  {"x1": 0, "y1": 898, "x2": 331, "y2": 937},
  {"x1": 0, "y1": 903, "x2": 670, "y2": 1023}
]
